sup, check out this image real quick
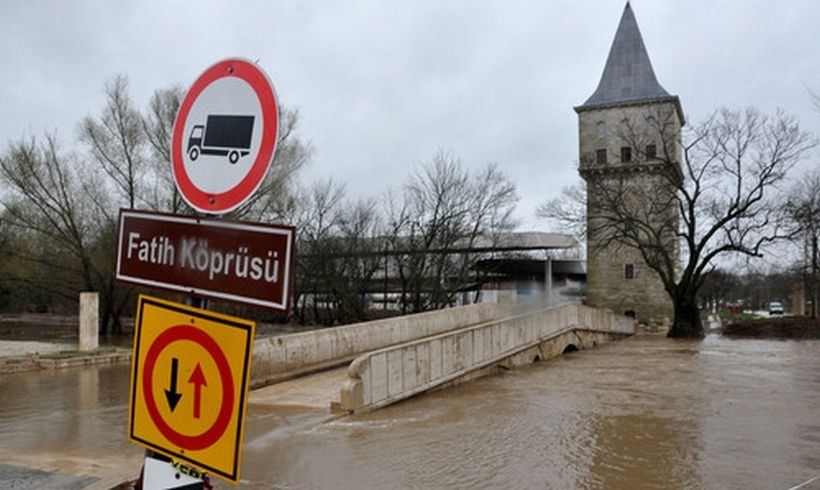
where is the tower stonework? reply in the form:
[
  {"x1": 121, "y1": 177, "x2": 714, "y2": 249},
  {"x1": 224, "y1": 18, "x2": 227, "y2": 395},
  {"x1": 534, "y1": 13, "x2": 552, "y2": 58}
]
[{"x1": 575, "y1": 3, "x2": 683, "y2": 324}]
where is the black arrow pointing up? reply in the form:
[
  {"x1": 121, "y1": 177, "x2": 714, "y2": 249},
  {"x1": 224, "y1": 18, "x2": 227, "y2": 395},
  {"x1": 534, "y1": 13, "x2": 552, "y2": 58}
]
[{"x1": 164, "y1": 357, "x2": 182, "y2": 412}]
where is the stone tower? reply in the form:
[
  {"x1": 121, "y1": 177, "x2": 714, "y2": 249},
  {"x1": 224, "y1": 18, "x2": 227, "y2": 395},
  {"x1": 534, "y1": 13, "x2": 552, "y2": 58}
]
[{"x1": 575, "y1": 2, "x2": 684, "y2": 324}]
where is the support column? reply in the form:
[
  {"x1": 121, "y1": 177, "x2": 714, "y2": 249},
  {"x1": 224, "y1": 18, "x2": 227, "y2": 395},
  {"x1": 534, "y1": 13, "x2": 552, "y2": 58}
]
[
  {"x1": 544, "y1": 253, "x2": 553, "y2": 306},
  {"x1": 79, "y1": 292, "x2": 99, "y2": 351}
]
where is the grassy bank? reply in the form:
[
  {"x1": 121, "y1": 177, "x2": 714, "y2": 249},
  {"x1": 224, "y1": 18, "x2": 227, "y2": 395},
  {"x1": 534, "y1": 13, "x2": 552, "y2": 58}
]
[{"x1": 721, "y1": 316, "x2": 820, "y2": 339}]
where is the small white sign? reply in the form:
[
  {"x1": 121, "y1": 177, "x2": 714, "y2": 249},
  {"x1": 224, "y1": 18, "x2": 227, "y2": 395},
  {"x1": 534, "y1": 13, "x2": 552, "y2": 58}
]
[{"x1": 143, "y1": 456, "x2": 204, "y2": 489}]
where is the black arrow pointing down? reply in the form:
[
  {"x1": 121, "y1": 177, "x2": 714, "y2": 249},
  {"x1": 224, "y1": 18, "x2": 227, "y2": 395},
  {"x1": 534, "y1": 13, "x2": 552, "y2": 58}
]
[{"x1": 164, "y1": 357, "x2": 182, "y2": 412}]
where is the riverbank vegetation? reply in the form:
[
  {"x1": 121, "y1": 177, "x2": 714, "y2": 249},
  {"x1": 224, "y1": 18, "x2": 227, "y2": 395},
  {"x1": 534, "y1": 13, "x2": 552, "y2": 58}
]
[{"x1": 721, "y1": 316, "x2": 820, "y2": 339}]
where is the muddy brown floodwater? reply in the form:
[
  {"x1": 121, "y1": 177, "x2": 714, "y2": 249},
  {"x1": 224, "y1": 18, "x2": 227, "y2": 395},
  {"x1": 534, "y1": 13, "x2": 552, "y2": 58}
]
[{"x1": 1, "y1": 334, "x2": 819, "y2": 489}]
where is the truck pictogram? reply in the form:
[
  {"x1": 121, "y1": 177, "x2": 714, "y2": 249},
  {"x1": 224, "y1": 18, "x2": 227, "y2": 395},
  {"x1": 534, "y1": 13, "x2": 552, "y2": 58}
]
[{"x1": 187, "y1": 115, "x2": 255, "y2": 164}]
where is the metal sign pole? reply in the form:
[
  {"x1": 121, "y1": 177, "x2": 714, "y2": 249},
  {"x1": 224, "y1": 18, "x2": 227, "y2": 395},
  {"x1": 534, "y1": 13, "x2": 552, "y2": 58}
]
[
  {"x1": 127, "y1": 58, "x2": 283, "y2": 488},
  {"x1": 135, "y1": 294, "x2": 212, "y2": 489}
]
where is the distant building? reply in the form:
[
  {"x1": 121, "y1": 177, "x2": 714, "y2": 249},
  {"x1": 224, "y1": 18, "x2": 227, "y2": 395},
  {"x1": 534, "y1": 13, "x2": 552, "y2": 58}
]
[
  {"x1": 298, "y1": 231, "x2": 583, "y2": 313},
  {"x1": 575, "y1": 3, "x2": 683, "y2": 323},
  {"x1": 369, "y1": 232, "x2": 583, "y2": 308},
  {"x1": 469, "y1": 258, "x2": 586, "y2": 305}
]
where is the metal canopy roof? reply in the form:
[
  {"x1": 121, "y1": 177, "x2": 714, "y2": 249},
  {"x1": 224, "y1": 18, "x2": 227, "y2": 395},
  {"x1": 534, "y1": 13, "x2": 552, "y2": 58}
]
[
  {"x1": 306, "y1": 231, "x2": 580, "y2": 258},
  {"x1": 460, "y1": 232, "x2": 579, "y2": 253},
  {"x1": 388, "y1": 231, "x2": 580, "y2": 255}
]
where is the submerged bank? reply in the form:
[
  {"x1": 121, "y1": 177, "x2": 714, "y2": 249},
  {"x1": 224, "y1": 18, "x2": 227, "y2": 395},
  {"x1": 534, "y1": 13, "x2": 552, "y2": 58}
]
[{"x1": 720, "y1": 316, "x2": 820, "y2": 339}]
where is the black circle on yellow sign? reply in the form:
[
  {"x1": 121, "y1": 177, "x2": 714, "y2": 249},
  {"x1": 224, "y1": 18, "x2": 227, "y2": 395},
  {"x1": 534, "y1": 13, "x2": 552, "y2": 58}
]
[{"x1": 142, "y1": 324, "x2": 234, "y2": 450}]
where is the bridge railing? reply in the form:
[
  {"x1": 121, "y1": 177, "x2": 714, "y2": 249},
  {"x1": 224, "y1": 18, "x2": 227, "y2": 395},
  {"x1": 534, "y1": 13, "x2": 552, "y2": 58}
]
[
  {"x1": 340, "y1": 304, "x2": 633, "y2": 413},
  {"x1": 250, "y1": 302, "x2": 513, "y2": 388}
]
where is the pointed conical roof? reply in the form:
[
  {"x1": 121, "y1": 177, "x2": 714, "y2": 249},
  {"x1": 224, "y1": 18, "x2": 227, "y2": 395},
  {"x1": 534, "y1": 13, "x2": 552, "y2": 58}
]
[{"x1": 577, "y1": 2, "x2": 680, "y2": 114}]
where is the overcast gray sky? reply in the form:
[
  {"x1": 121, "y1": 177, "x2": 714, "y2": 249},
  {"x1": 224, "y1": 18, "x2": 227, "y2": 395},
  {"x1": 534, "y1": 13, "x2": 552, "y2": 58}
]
[{"x1": 2, "y1": 0, "x2": 819, "y2": 230}]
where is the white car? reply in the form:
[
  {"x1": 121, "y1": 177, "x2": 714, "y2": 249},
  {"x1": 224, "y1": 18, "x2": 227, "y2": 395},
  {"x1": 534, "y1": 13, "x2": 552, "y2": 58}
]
[{"x1": 768, "y1": 302, "x2": 784, "y2": 315}]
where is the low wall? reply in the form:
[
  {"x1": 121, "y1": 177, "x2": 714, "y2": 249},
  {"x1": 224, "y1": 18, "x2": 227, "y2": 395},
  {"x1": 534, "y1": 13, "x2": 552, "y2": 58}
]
[
  {"x1": 339, "y1": 304, "x2": 634, "y2": 413},
  {"x1": 0, "y1": 348, "x2": 132, "y2": 374},
  {"x1": 250, "y1": 302, "x2": 512, "y2": 388}
]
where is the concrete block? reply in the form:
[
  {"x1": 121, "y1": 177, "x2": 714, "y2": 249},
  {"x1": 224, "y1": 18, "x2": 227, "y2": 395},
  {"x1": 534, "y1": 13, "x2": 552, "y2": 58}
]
[
  {"x1": 430, "y1": 338, "x2": 442, "y2": 380},
  {"x1": 402, "y1": 346, "x2": 417, "y2": 391},
  {"x1": 398, "y1": 319, "x2": 412, "y2": 344},
  {"x1": 455, "y1": 332, "x2": 471, "y2": 369},
  {"x1": 79, "y1": 292, "x2": 98, "y2": 352},
  {"x1": 524, "y1": 318, "x2": 536, "y2": 342},
  {"x1": 340, "y1": 377, "x2": 364, "y2": 412},
  {"x1": 250, "y1": 340, "x2": 277, "y2": 383},
  {"x1": 352, "y1": 328, "x2": 370, "y2": 354},
  {"x1": 315, "y1": 333, "x2": 332, "y2": 364},
  {"x1": 387, "y1": 350, "x2": 403, "y2": 397},
  {"x1": 285, "y1": 337, "x2": 305, "y2": 370},
  {"x1": 360, "y1": 358, "x2": 372, "y2": 405},
  {"x1": 473, "y1": 328, "x2": 485, "y2": 364},
  {"x1": 370, "y1": 352, "x2": 388, "y2": 403},
  {"x1": 500, "y1": 325, "x2": 511, "y2": 351},
  {"x1": 416, "y1": 343, "x2": 430, "y2": 385},
  {"x1": 492, "y1": 324, "x2": 502, "y2": 352},
  {"x1": 370, "y1": 327, "x2": 387, "y2": 351},
  {"x1": 442, "y1": 338, "x2": 454, "y2": 374},
  {"x1": 483, "y1": 328, "x2": 494, "y2": 361},
  {"x1": 251, "y1": 356, "x2": 273, "y2": 382}
]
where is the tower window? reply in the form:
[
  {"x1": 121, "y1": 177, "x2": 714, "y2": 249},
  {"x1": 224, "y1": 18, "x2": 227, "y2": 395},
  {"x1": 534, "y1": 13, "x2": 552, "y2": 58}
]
[
  {"x1": 646, "y1": 144, "x2": 657, "y2": 159},
  {"x1": 644, "y1": 116, "x2": 657, "y2": 134},
  {"x1": 624, "y1": 264, "x2": 635, "y2": 279},
  {"x1": 596, "y1": 149, "x2": 607, "y2": 164},
  {"x1": 596, "y1": 121, "x2": 606, "y2": 138},
  {"x1": 620, "y1": 146, "x2": 632, "y2": 162},
  {"x1": 619, "y1": 118, "x2": 631, "y2": 137}
]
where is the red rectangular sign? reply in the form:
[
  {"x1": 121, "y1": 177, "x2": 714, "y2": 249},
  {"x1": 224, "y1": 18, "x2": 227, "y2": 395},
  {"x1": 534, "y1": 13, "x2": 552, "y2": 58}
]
[{"x1": 115, "y1": 209, "x2": 295, "y2": 313}]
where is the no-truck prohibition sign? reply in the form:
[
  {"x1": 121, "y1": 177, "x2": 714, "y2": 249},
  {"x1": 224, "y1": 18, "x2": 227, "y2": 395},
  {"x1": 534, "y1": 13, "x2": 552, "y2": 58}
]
[{"x1": 171, "y1": 58, "x2": 279, "y2": 214}]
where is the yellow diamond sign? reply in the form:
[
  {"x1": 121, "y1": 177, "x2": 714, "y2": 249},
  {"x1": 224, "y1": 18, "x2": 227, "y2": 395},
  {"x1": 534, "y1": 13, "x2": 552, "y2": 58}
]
[{"x1": 128, "y1": 295, "x2": 255, "y2": 483}]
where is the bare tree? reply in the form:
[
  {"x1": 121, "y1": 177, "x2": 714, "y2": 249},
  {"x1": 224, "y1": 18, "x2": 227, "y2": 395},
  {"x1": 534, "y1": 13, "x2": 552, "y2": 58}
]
[
  {"x1": 0, "y1": 135, "x2": 127, "y2": 331},
  {"x1": 326, "y1": 198, "x2": 384, "y2": 323},
  {"x1": 389, "y1": 151, "x2": 518, "y2": 312},
  {"x1": 536, "y1": 181, "x2": 587, "y2": 240},
  {"x1": 290, "y1": 179, "x2": 384, "y2": 325},
  {"x1": 143, "y1": 85, "x2": 185, "y2": 213},
  {"x1": 811, "y1": 88, "x2": 820, "y2": 113},
  {"x1": 698, "y1": 268, "x2": 740, "y2": 311},
  {"x1": 1, "y1": 74, "x2": 312, "y2": 333},
  {"x1": 79, "y1": 75, "x2": 147, "y2": 211},
  {"x1": 784, "y1": 170, "x2": 820, "y2": 318},
  {"x1": 390, "y1": 152, "x2": 469, "y2": 311},
  {"x1": 292, "y1": 179, "x2": 347, "y2": 324},
  {"x1": 230, "y1": 108, "x2": 313, "y2": 223},
  {"x1": 588, "y1": 107, "x2": 815, "y2": 337},
  {"x1": 81, "y1": 75, "x2": 311, "y2": 222}
]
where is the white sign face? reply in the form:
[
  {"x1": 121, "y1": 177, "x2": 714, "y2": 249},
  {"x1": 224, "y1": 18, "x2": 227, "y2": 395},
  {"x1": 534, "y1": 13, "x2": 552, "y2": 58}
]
[
  {"x1": 182, "y1": 77, "x2": 264, "y2": 194},
  {"x1": 142, "y1": 456, "x2": 203, "y2": 489},
  {"x1": 171, "y1": 58, "x2": 279, "y2": 214}
]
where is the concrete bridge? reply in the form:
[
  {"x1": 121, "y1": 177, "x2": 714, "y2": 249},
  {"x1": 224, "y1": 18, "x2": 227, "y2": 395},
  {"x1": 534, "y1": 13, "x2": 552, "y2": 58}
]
[{"x1": 249, "y1": 303, "x2": 634, "y2": 413}]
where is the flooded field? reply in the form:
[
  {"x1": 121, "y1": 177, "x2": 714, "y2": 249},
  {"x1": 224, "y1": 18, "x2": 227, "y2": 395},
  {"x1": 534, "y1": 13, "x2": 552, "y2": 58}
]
[{"x1": 1, "y1": 334, "x2": 818, "y2": 489}]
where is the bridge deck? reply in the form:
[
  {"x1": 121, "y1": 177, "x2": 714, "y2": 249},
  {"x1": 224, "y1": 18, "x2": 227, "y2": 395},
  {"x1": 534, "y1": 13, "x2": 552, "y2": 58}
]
[
  {"x1": 247, "y1": 305, "x2": 633, "y2": 415},
  {"x1": 248, "y1": 367, "x2": 346, "y2": 411}
]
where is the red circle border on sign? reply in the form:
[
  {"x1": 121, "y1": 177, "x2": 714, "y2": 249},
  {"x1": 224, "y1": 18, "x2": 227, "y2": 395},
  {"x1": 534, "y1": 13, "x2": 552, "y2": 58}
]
[
  {"x1": 142, "y1": 325, "x2": 235, "y2": 451},
  {"x1": 171, "y1": 58, "x2": 279, "y2": 214}
]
